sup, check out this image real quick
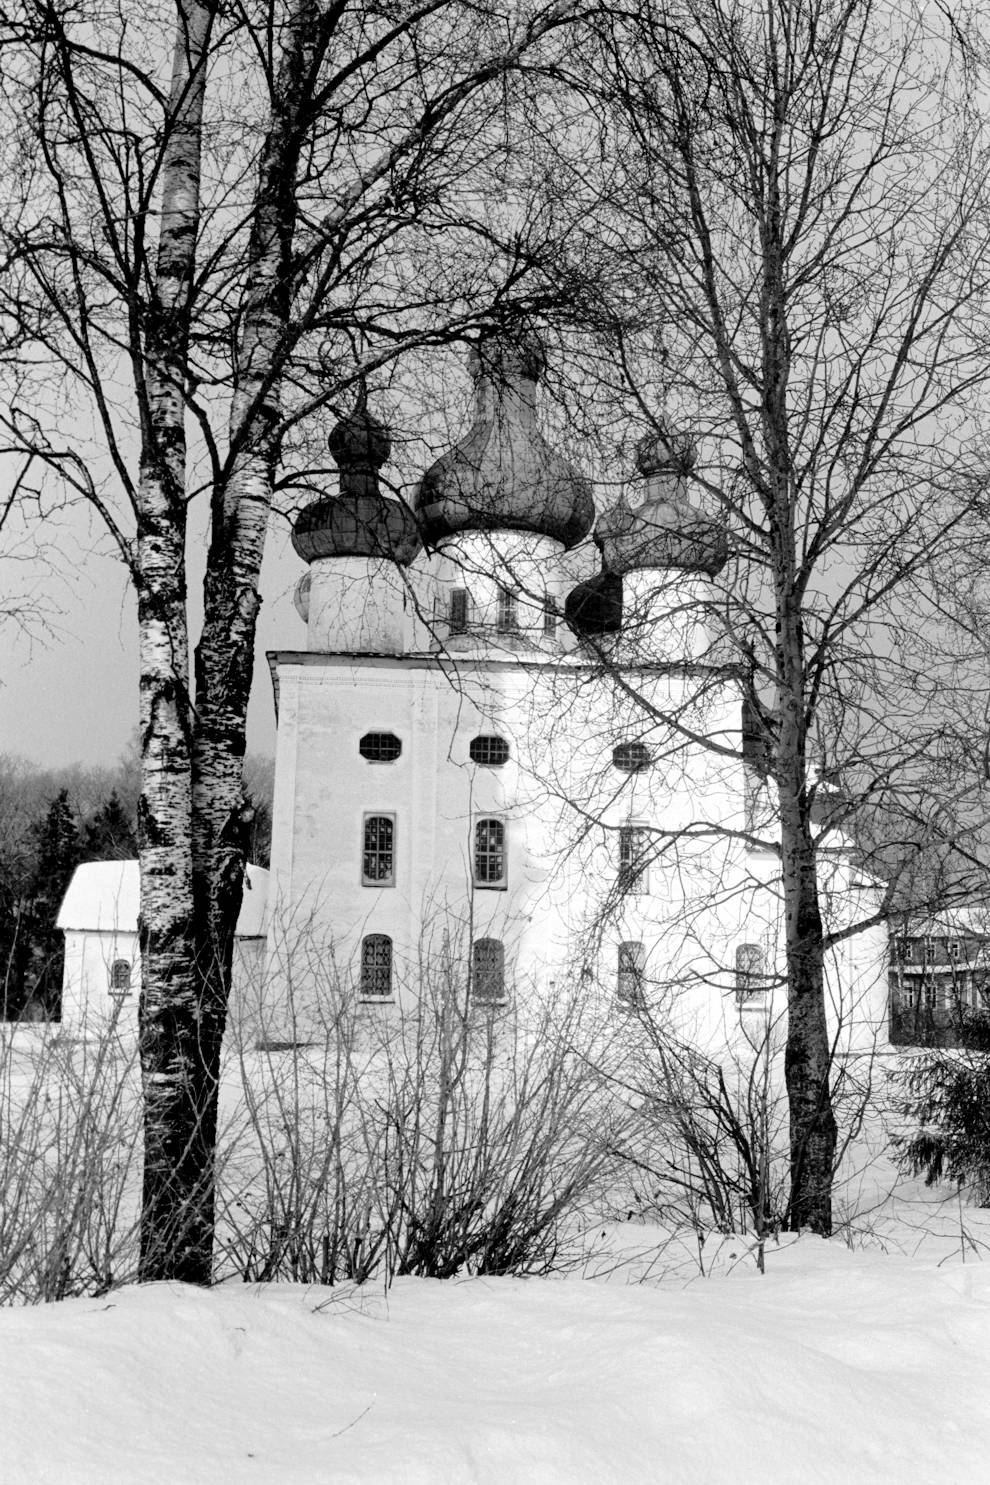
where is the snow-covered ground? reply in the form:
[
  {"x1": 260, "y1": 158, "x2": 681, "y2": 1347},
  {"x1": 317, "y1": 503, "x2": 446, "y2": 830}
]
[{"x1": 5, "y1": 1212, "x2": 990, "y2": 1485}]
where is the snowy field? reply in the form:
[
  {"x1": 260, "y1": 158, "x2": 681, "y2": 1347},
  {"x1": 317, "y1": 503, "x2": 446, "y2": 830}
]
[{"x1": 4, "y1": 1210, "x2": 990, "y2": 1485}]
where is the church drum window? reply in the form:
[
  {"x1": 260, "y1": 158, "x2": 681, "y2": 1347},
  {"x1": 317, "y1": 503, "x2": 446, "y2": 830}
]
[
  {"x1": 109, "y1": 959, "x2": 132, "y2": 994},
  {"x1": 472, "y1": 938, "x2": 505, "y2": 1004},
  {"x1": 618, "y1": 823, "x2": 650, "y2": 894},
  {"x1": 359, "y1": 732, "x2": 402, "y2": 763},
  {"x1": 469, "y1": 735, "x2": 510, "y2": 767},
  {"x1": 617, "y1": 942, "x2": 645, "y2": 1005},
  {"x1": 362, "y1": 814, "x2": 395, "y2": 886},
  {"x1": 450, "y1": 588, "x2": 469, "y2": 635},
  {"x1": 473, "y1": 817, "x2": 507, "y2": 888},
  {"x1": 496, "y1": 588, "x2": 518, "y2": 632},
  {"x1": 360, "y1": 934, "x2": 393, "y2": 999}
]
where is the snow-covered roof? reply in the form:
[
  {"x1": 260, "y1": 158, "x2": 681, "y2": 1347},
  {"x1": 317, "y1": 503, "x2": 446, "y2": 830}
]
[{"x1": 57, "y1": 861, "x2": 269, "y2": 938}]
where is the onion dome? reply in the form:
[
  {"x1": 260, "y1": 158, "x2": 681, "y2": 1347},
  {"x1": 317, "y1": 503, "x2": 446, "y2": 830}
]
[
  {"x1": 292, "y1": 406, "x2": 422, "y2": 566},
  {"x1": 565, "y1": 570, "x2": 623, "y2": 639},
  {"x1": 414, "y1": 328, "x2": 595, "y2": 550},
  {"x1": 596, "y1": 422, "x2": 728, "y2": 577}
]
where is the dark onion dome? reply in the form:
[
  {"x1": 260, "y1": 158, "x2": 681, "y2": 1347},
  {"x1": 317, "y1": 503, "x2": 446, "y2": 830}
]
[
  {"x1": 414, "y1": 329, "x2": 595, "y2": 551},
  {"x1": 292, "y1": 405, "x2": 422, "y2": 566},
  {"x1": 565, "y1": 569, "x2": 623, "y2": 639},
  {"x1": 596, "y1": 423, "x2": 728, "y2": 578}
]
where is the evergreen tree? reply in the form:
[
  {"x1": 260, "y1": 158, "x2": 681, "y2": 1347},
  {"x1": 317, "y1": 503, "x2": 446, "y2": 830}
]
[
  {"x1": 27, "y1": 789, "x2": 82, "y2": 1018},
  {"x1": 82, "y1": 791, "x2": 137, "y2": 861}
]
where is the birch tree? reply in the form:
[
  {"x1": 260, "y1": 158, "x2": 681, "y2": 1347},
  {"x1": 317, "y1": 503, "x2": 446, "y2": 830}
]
[
  {"x1": 0, "y1": 0, "x2": 580, "y2": 1280},
  {"x1": 553, "y1": 0, "x2": 990, "y2": 1232}
]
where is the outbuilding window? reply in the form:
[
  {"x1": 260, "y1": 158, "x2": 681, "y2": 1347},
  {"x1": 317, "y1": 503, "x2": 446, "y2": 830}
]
[
  {"x1": 360, "y1": 935, "x2": 393, "y2": 999},
  {"x1": 473, "y1": 817, "x2": 507, "y2": 888},
  {"x1": 472, "y1": 938, "x2": 505, "y2": 1004},
  {"x1": 735, "y1": 944, "x2": 766, "y2": 1004},
  {"x1": 362, "y1": 814, "x2": 395, "y2": 886},
  {"x1": 109, "y1": 959, "x2": 132, "y2": 994}
]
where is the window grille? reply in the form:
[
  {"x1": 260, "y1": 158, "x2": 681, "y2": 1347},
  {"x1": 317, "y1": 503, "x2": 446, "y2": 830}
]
[
  {"x1": 735, "y1": 943, "x2": 766, "y2": 1004},
  {"x1": 472, "y1": 938, "x2": 505, "y2": 1003},
  {"x1": 359, "y1": 732, "x2": 402, "y2": 763},
  {"x1": 473, "y1": 818, "x2": 507, "y2": 887},
  {"x1": 612, "y1": 742, "x2": 651, "y2": 774},
  {"x1": 360, "y1": 935, "x2": 393, "y2": 999},
  {"x1": 469, "y1": 735, "x2": 510, "y2": 767},
  {"x1": 618, "y1": 824, "x2": 650, "y2": 894},
  {"x1": 617, "y1": 942, "x2": 645, "y2": 1005},
  {"x1": 109, "y1": 959, "x2": 132, "y2": 994},
  {"x1": 450, "y1": 589, "x2": 469, "y2": 634},
  {"x1": 362, "y1": 814, "x2": 395, "y2": 886},
  {"x1": 496, "y1": 588, "x2": 518, "y2": 631}
]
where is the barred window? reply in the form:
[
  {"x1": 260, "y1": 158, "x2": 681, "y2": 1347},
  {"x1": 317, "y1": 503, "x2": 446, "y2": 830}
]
[
  {"x1": 618, "y1": 823, "x2": 650, "y2": 894},
  {"x1": 362, "y1": 814, "x2": 395, "y2": 886},
  {"x1": 469, "y1": 735, "x2": 510, "y2": 767},
  {"x1": 472, "y1": 938, "x2": 505, "y2": 1004},
  {"x1": 613, "y1": 742, "x2": 651, "y2": 774},
  {"x1": 496, "y1": 588, "x2": 518, "y2": 631},
  {"x1": 474, "y1": 817, "x2": 507, "y2": 887},
  {"x1": 360, "y1": 935, "x2": 393, "y2": 999},
  {"x1": 450, "y1": 588, "x2": 469, "y2": 634},
  {"x1": 359, "y1": 732, "x2": 402, "y2": 763},
  {"x1": 735, "y1": 943, "x2": 766, "y2": 1004},
  {"x1": 617, "y1": 942, "x2": 645, "y2": 1005},
  {"x1": 109, "y1": 959, "x2": 132, "y2": 994}
]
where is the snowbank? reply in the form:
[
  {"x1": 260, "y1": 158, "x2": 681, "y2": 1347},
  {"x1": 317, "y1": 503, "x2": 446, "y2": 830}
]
[{"x1": 3, "y1": 1237, "x2": 990, "y2": 1484}]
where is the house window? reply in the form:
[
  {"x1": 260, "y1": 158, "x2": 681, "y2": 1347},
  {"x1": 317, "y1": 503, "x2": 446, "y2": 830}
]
[
  {"x1": 469, "y1": 735, "x2": 510, "y2": 767},
  {"x1": 949, "y1": 939, "x2": 962, "y2": 961},
  {"x1": 362, "y1": 814, "x2": 395, "y2": 886},
  {"x1": 450, "y1": 588, "x2": 469, "y2": 634},
  {"x1": 472, "y1": 938, "x2": 505, "y2": 1003},
  {"x1": 359, "y1": 732, "x2": 402, "y2": 763},
  {"x1": 612, "y1": 742, "x2": 651, "y2": 774},
  {"x1": 735, "y1": 943, "x2": 766, "y2": 1004},
  {"x1": 617, "y1": 941, "x2": 645, "y2": 1005},
  {"x1": 924, "y1": 937, "x2": 936, "y2": 963},
  {"x1": 496, "y1": 588, "x2": 518, "y2": 631},
  {"x1": 473, "y1": 817, "x2": 507, "y2": 888},
  {"x1": 894, "y1": 939, "x2": 913, "y2": 964},
  {"x1": 360, "y1": 935, "x2": 393, "y2": 999},
  {"x1": 109, "y1": 959, "x2": 132, "y2": 994},
  {"x1": 618, "y1": 823, "x2": 650, "y2": 893}
]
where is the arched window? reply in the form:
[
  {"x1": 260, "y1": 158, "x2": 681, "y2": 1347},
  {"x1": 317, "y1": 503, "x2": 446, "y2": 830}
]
[
  {"x1": 735, "y1": 944, "x2": 766, "y2": 1004},
  {"x1": 360, "y1": 935, "x2": 393, "y2": 999},
  {"x1": 469, "y1": 735, "x2": 510, "y2": 767},
  {"x1": 473, "y1": 817, "x2": 507, "y2": 888},
  {"x1": 617, "y1": 942, "x2": 645, "y2": 1005},
  {"x1": 450, "y1": 588, "x2": 469, "y2": 634},
  {"x1": 472, "y1": 938, "x2": 505, "y2": 1004},
  {"x1": 109, "y1": 959, "x2": 132, "y2": 994},
  {"x1": 618, "y1": 823, "x2": 650, "y2": 894},
  {"x1": 612, "y1": 742, "x2": 651, "y2": 774},
  {"x1": 496, "y1": 588, "x2": 517, "y2": 631},
  {"x1": 359, "y1": 732, "x2": 402, "y2": 763},
  {"x1": 362, "y1": 814, "x2": 395, "y2": 886}
]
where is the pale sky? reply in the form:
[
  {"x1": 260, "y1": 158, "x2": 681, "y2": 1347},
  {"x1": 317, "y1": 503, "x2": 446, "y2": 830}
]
[{"x1": 0, "y1": 493, "x2": 302, "y2": 771}]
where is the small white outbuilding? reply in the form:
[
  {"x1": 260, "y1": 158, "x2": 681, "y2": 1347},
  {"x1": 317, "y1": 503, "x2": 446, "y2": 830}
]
[{"x1": 57, "y1": 861, "x2": 269, "y2": 1035}]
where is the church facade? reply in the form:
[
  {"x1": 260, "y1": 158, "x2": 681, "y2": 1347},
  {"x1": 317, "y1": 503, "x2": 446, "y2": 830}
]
[{"x1": 261, "y1": 331, "x2": 888, "y2": 1055}]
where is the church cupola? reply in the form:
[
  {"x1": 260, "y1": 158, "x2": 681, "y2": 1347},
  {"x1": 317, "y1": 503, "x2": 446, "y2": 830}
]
[
  {"x1": 415, "y1": 328, "x2": 594, "y2": 652},
  {"x1": 576, "y1": 421, "x2": 728, "y2": 661},
  {"x1": 292, "y1": 405, "x2": 421, "y2": 654}
]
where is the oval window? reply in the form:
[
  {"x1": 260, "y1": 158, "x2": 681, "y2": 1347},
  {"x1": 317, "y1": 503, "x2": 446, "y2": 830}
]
[
  {"x1": 359, "y1": 732, "x2": 402, "y2": 763},
  {"x1": 612, "y1": 742, "x2": 651, "y2": 774},
  {"x1": 470, "y1": 735, "x2": 510, "y2": 766}
]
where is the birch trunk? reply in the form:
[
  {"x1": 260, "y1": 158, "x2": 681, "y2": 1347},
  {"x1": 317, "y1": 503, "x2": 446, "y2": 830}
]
[{"x1": 137, "y1": 0, "x2": 214, "y2": 1284}]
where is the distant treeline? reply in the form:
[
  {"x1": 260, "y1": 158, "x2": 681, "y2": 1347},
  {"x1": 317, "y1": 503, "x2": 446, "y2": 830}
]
[{"x1": 0, "y1": 751, "x2": 272, "y2": 1021}]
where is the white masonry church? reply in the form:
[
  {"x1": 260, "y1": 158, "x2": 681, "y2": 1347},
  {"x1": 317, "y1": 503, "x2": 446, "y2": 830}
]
[{"x1": 257, "y1": 330, "x2": 889, "y2": 1053}]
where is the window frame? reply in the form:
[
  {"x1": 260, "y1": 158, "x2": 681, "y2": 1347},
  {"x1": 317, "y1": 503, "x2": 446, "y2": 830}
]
[
  {"x1": 469, "y1": 735, "x2": 510, "y2": 767},
  {"x1": 360, "y1": 934, "x2": 393, "y2": 1000},
  {"x1": 612, "y1": 742, "x2": 652, "y2": 775},
  {"x1": 617, "y1": 941, "x2": 645, "y2": 1006},
  {"x1": 496, "y1": 587, "x2": 518, "y2": 632},
  {"x1": 473, "y1": 816, "x2": 508, "y2": 889},
  {"x1": 618, "y1": 822, "x2": 650, "y2": 894},
  {"x1": 358, "y1": 732, "x2": 402, "y2": 764},
  {"x1": 471, "y1": 937, "x2": 506, "y2": 1005},
  {"x1": 362, "y1": 812, "x2": 396, "y2": 888}
]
